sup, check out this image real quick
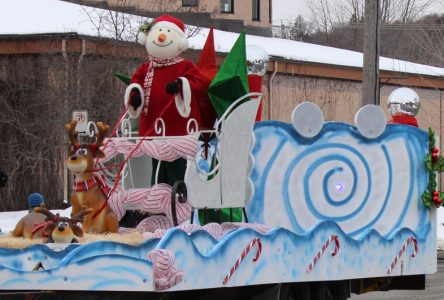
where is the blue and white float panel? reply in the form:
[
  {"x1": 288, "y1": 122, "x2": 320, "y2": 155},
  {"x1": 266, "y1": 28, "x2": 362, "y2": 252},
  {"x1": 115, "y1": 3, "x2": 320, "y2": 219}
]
[{"x1": 0, "y1": 120, "x2": 435, "y2": 291}]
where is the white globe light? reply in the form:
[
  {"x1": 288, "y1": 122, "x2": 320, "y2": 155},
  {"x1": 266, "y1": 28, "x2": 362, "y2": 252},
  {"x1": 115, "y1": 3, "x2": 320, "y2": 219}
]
[
  {"x1": 387, "y1": 87, "x2": 420, "y2": 116},
  {"x1": 354, "y1": 105, "x2": 387, "y2": 139},
  {"x1": 246, "y1": 45, "x2": 269, "y2": 76},
  {"x1": 291, "y1": 102, "x2": 324, "y2": 138}
]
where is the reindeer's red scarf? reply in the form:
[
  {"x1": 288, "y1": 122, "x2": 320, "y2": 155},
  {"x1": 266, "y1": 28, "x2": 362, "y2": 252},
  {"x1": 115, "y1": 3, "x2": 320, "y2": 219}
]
[
  {"x1": 73, "y1": 174, "x2": 112, "y2": 221},
  {"x1": 74, "y1": 177, "x2": 97, "y2": 192},
  {"x1": 32, "y1": 216, "x2": 60, "y2": 237},
  {"x1": 74, "y1": 175, "x2": 110, "y2": 194}
]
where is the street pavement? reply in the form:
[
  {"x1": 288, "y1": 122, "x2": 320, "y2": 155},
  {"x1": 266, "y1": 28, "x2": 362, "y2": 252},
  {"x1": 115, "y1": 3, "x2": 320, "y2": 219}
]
[{"x1": 350, "y1": 251, "x2": 444, "y2": 299}]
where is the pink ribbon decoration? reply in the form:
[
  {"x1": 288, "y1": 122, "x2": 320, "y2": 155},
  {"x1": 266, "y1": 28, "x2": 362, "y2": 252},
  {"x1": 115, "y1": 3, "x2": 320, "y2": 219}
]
[{"x1": 148, "y1": 249, "x2": 184, "y2": 291}]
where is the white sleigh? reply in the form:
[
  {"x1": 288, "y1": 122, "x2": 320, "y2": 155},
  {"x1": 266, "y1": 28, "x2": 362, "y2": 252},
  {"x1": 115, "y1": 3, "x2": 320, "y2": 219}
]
[
  {"x1": 97, "y1": 92, "x2": 261, "y2": 225},
  {"x1": 185, "y1": 93, "x2": 261, "y2": 210}
]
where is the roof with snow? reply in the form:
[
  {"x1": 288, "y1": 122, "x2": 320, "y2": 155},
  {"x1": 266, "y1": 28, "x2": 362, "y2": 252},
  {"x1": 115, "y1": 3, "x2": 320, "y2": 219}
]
[{"x1": 1, "y1": 0, "x2": 444, "y2": 79}]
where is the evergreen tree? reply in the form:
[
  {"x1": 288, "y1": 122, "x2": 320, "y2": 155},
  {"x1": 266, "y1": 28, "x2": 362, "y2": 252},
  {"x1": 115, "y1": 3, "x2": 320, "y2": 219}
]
[{"x1": 290, "y1": 15, "x2": 310, "y2": 41}]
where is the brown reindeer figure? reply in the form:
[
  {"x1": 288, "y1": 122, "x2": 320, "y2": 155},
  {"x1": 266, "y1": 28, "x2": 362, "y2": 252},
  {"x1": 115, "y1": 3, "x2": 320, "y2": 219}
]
[
  {"x1": 65, "y1": 120, "x2": 119, "y2": 234},
  {"x1": 12, "y1": 205, "x2": 47, "y2": 239},
  {"x1": 35, "y1": 206, "x2": 92, "y2": 243}
]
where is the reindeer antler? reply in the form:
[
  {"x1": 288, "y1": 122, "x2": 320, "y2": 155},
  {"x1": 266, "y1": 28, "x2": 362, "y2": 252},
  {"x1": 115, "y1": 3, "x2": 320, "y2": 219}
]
[
  {"x1": 34, "y1": 207, "x2": 59, "y2": 221},
  {"x1": 95, "y1": 122, "x2": 110, "y2": 148},
  {"x1": 71, "y1": 206, "x2": 93, "y2": 223},
  {"x1": 65, "y1": 120, "x2": 80, "y2": 148}
]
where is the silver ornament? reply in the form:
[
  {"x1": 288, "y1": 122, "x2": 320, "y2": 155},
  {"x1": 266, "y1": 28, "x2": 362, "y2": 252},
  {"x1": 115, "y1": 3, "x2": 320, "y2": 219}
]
[
  {"x1": 246, "y1": 45, "x2": 269, "y2": 76},
  {"x1": 387, "y1": 87, "x2": 420, "y2": 116}
]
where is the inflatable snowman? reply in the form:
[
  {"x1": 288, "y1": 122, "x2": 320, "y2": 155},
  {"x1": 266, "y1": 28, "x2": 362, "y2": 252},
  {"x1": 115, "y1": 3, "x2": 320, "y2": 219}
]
[
  {"x1": 125, "y1": 14, "x2": 209, "y2": 137},
  {"x1": 124, "y1": 15, "x2": 213, "y2": 188}
]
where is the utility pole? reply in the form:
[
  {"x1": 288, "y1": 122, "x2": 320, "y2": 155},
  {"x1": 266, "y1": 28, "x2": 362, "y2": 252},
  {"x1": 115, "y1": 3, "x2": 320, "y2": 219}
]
[{"x1": 362, "y1": 0, "x2": 380, "y2": 105}]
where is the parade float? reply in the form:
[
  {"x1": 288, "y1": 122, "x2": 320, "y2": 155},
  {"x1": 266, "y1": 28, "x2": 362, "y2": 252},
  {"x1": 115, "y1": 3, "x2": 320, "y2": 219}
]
[{"x1": 0, "y1": 15, "x2": 438, "y2": 299}]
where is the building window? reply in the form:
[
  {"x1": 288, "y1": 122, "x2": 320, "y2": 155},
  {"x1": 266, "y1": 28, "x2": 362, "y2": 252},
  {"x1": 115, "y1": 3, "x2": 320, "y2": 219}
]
[
  {"x1": 269, "y1": 0, "x2": 272, "y2": 23},
  {"x1": 221, "y1": 0, "x2": 234, "y2": 13},
  {"x1": 252, "y1": 0, "x2": 260, "y2": 21},
  {"x1": 182, "y1": 0, "x2": 198, "y2": 7}
]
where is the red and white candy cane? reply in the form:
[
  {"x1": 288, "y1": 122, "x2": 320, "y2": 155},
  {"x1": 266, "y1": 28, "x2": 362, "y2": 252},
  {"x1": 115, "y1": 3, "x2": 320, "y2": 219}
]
[
  {"x1": 306, "y1": 234, "x2": 340, "y2": 273},
  {"x1": 386, "y1": 236, "x2": 418, "y2": 274},
  {"x1": 223, "y1": 238, "x2": 262, "y2": 285}
]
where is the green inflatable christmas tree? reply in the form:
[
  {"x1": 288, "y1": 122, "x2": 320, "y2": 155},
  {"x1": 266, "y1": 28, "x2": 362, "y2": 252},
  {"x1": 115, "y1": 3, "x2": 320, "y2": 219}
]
[{"x1": 208, "y1": 31, "x2": 250, "y2": 118}]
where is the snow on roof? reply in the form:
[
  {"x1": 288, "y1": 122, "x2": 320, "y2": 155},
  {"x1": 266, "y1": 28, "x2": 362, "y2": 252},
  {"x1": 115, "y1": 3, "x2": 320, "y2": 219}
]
[
  {"x1": 0, "y1": 0, "x2": 94, "y2": 36},
  {"x1": 1, "y1": 0, "x2": 444, "y2": 78},
  {"x1": 190, "y1": 28, "x2": 444, "y2": 78}
]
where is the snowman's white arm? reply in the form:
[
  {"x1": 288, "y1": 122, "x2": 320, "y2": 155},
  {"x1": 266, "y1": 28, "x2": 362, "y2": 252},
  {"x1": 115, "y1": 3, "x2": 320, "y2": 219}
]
[
  {"x1": 174, "y1": 77, "x2": 191, "y2": 118},
  {"x1": 124, "y1": 83, "x2": 144, "y2": 119}
]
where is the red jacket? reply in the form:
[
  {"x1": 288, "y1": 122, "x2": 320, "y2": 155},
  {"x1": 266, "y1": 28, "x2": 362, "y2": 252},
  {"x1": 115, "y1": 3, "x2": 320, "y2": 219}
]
[
  {"x1": 131, "y1": 60, "x2": 208, "y2": 136},
  {"x1": 387, "y1": 114, "x2": 419, "y2": 128}
]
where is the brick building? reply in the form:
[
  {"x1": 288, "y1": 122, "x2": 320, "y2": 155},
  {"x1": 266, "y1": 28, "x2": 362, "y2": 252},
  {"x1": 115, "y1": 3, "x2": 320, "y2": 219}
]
[{"x1": 63, "y1": 0, "x2": 273, "y2": 36}]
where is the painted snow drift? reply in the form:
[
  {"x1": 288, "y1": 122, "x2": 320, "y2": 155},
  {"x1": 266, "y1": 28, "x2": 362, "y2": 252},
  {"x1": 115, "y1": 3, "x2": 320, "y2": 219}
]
[
  {"x1": 0, "y1": 224, "x2": 436, "y2": 291},
  {"x1": 0, "y1": 121, "x2": 436, "y2": 291}
]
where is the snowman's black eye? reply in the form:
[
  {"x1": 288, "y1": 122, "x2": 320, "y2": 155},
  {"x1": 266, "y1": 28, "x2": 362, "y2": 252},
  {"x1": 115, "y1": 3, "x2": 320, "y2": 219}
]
[
  {"x1": 159, "y1": 29, "x2": 162, "y2": 31},
  {"x1": 168, "y1": 29, "x2": 171, "y2": 32}
]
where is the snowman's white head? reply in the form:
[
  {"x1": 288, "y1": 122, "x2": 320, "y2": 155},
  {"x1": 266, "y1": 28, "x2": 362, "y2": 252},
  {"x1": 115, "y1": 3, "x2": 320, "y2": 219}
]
[{"x1": 138, "y1": 15, "x2": 189, "y2": 59}]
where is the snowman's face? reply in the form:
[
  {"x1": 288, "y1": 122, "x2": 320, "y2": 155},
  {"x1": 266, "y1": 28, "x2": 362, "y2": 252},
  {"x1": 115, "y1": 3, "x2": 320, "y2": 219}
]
[{"x1": 146, "y1": 26, "x2": 184, "y2": 58}]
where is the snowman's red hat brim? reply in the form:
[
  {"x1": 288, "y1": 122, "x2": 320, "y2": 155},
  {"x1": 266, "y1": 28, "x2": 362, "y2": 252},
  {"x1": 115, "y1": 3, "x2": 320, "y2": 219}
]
[{"x1": 151, "y1": 21, "x2": 186, "y2": 37}]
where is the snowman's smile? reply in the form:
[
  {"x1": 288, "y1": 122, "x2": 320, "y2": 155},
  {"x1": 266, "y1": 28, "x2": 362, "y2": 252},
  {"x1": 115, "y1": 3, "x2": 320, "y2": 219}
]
[{"x1": 152, "y1": 41, "x2": 173, "y2": 47}]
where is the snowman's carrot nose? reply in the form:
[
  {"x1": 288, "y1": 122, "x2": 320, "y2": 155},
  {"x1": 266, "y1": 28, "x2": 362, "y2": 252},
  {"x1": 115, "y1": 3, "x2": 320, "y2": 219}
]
[{"x1": 158, "y1": 33, "x2": 166, "y2": 43}]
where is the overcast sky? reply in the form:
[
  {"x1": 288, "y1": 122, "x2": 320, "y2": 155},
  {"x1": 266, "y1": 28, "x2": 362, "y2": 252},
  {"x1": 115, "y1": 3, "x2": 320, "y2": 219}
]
[{"x1": 273, "y1": 0, "x2": 310, "y2": 24}]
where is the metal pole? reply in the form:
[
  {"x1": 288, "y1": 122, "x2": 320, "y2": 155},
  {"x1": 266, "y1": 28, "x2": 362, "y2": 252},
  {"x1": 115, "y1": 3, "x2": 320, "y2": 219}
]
[
  {"x1": 62, "y1": 39, "x2": 69, "y2": 206},
  {"x1": 362, "y1": 0, "x2": 380, "y2": 105}
]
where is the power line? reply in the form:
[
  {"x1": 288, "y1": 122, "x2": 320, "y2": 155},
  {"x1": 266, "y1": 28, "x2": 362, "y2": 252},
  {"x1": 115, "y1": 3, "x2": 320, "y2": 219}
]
[
  {"x1": 344, "y1": 23, "x2": 444, "y2": 30},
  {"x1": 272, "y1": 24, "x2": 444, "y2": 32}
]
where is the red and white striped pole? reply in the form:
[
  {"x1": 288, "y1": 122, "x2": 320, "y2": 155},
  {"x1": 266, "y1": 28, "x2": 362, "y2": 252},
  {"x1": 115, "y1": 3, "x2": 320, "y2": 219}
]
[
  {"x1": 223, "y1": 238, "x2": 262, "y2": 285},
  {"x1": 386, "y1": 236, "x2": 418, "y2": 274},
  {"x1": 306, "y1": 234, "x2": 340, "y2": 273}
]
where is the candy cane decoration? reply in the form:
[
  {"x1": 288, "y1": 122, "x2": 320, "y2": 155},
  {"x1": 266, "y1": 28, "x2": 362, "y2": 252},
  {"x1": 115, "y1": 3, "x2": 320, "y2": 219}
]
[
  {"x1": 386, "y1": 236, "x2": 418, "y2": 274},
  {"x1": 306, "y1": 234, "x2": 340, "y2": 273},
  {"x1": 223, "y1": 238, "x2": 262, "y2": 285}
]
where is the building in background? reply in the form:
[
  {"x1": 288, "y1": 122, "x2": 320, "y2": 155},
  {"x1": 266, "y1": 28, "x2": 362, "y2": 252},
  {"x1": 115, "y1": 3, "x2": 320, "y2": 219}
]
[{"x1": 62, "y1": 0, "x2": 273, "y2": 36}]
